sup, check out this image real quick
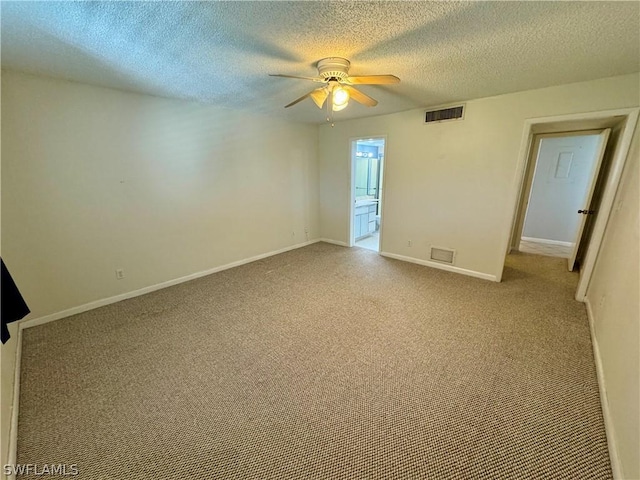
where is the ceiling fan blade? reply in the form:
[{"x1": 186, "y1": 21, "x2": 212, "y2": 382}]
[
  {"x1": 269, "y1": 74, "x2": 325, "y2": 83},
  {"x1": 344, "y1": 86, "x2": 378, "y2": 107},
  {"x1": 310, "y1": 87, "x2": 329, "y2": 108},
  {"x1": 284, "y1": 91, "x2": 313, "y2": 108},
  {"x1": 347, "y1": 75, "x2": 400, "y2": 85}
]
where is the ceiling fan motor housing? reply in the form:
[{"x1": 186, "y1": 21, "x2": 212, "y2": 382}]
[{"x1": 317, "y1": 57, "x2": 350, "y2": 81}]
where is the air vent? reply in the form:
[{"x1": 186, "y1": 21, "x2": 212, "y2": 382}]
[
  {"x1": 430, "y1": 246, "x2": 456, "y2": 264},
  {"x1": 425, "y1": 105, "x2": 464, "y2": 124}
]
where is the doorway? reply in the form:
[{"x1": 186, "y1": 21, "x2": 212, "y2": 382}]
[
  {"x1": 501, "y1": 107, "x2": 639, "y2": 300},
  {"x1": 515, "y1": 130, "x2": 610, "y2": 271},
  {"x1": 350, "y1": 137, "x2": 385, "y2": 251}
]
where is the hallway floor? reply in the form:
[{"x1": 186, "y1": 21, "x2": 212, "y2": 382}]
[
  {"x1": 519, "y1": 238, "x2": 572, "y2": 258},
  {"x1": 355, "y1": 231, "x2": 379, "y2": 251}
]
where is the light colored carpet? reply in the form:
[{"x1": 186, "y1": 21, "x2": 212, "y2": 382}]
[{"x1": 17, "y1": 242, "x2": 611, "y2": 479}]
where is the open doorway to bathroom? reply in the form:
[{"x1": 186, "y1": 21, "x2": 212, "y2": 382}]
[{"x1": 350, "y1": 137, "x2": 385, "y2": 252}]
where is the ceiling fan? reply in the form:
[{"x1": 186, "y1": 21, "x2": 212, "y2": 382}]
[{"x1": 270, "y1": 57, "x2": 400, "y2": 114}]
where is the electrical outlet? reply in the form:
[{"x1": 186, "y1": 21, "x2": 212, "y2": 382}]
[
  {"x1": 115, "y1": 269, "x2": 125, "y2": 280},
  {"x1": 407, "y1": 240, "x2": 412, "y2": 247}
]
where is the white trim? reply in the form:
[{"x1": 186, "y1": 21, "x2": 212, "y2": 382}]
[
  {"x1": 19, "y1": 239, "x2": 320, "y2": 330},
  {"x1": 380, "y1": 251, "x2": 497, "y2": 282},
  {"x1": 348, "y1": 135, "x2": 388, "y2": 249},
  {"x1": 6, "y1": 328, "x2": 22, "y2": 480},
  {"x1": 498, "y1": 107, "x2": 640, "y2": 291},
  {"x1": 575, "y1": 110, "x2": 639, "y2": 300},
  {"x1": 584, "y1": 298, "x2": 622, "y2": 479},
  {"x1": 520, "y1": 108, "x2": 638, "y2": 127},
  {"x1": 348, "y1": 139, "x2": 356, "y2": 248},
  {"x1": 520, "y1": 237, "x2": 574, "y2": 247},
  {"x1": 319, "y1": 238, "x2": 349, "y2": 247},
  {"x1": 505, "y1": 127, "x2": 536, "y2": 262}
]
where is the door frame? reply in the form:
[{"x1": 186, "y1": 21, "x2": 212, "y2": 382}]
[
  {"x1": 348, "y1": 135, "x2": 387, "y2": 250},
  {"x1": 511, "y1": 129, "x2": 608, "y2": 259},
  {"x1": 499, "y1": 107, "x2": 639, "y2": 300}
]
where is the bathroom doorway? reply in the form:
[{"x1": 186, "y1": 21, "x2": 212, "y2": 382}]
[{"x1": 350, "y1": 137, "x2": 385, "y2": 252}]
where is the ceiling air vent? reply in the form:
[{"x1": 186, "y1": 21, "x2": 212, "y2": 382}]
[
  {"x1": 425, "y1": 105, "x2": 464, "y2": 124},
  {"x1": 430, "y1": 246, "x2": 456, "y2": 264}
]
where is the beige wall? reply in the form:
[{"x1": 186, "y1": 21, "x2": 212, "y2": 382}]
[
  {"x1": 586, "y1": 123, "x2": 639, "y2": 479},
  {"x1": 0, "y1": 100, "x2": 14, "y2": 472},
  {"x1": 1, "y1": 71, "x2": 320, "y2": 319},
  {"x1": 318, "y1": 73, "x2": 640, "y2": 279},
  {"x1": 0, "y1": 70, "x2": 320, "y2": 468}
]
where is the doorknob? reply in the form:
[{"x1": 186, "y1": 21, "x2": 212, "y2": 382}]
[{"x1": 578, "y1": 210, "x2": 595, "y2": 214}]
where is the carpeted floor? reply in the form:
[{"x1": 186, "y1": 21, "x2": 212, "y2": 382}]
[{"x1": 17, "y1": 242, "x2": 612, "y2": 479}]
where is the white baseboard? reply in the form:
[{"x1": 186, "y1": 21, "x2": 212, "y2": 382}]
[
  {"x1": 19, "y1": 239, "x2": 321, "y2": 331},
  {"x1": 379, "y1": 251, "x2": 498, "y2": 282},
  {"x1": 319, "y1": 238, "x2": 349, "y2": 247},
  {"x1": 521, "y1": 236, "x2": 574, "y2": 247},
  {"x1": 584, "y1": 298, "x2": 622, "y2": 479}
]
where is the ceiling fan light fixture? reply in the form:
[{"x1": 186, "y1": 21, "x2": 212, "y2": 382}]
[
  {"x1": 332, "y1": 100, "x2": 349, "y2": 112},
  {"x1": 271, "y1": 57, "x2": 399, "y2": 118},
  {"x1": 332, "y1": 86, "x2": 350, "y2": 110}
]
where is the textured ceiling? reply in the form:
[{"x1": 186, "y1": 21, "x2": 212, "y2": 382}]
[{"x1": 2, "y1": 1, "x2": 639, "y2": 124}]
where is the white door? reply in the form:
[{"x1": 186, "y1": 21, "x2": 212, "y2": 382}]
[{"x1": 567, "y1": 128, "x2": 611, "y2": 271}]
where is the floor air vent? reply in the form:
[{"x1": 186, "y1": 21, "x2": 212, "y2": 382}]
[
  {"x1": 425, "y1": 105, "x2": 464, "y2": 124},
  {"x1": 430, "y1": 247, "x2": 456, "y2": 264}
]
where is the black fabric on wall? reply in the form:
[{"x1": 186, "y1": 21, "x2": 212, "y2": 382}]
[{"x1": 1, "y1": 259, "x2": 30, "y2": 343}]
